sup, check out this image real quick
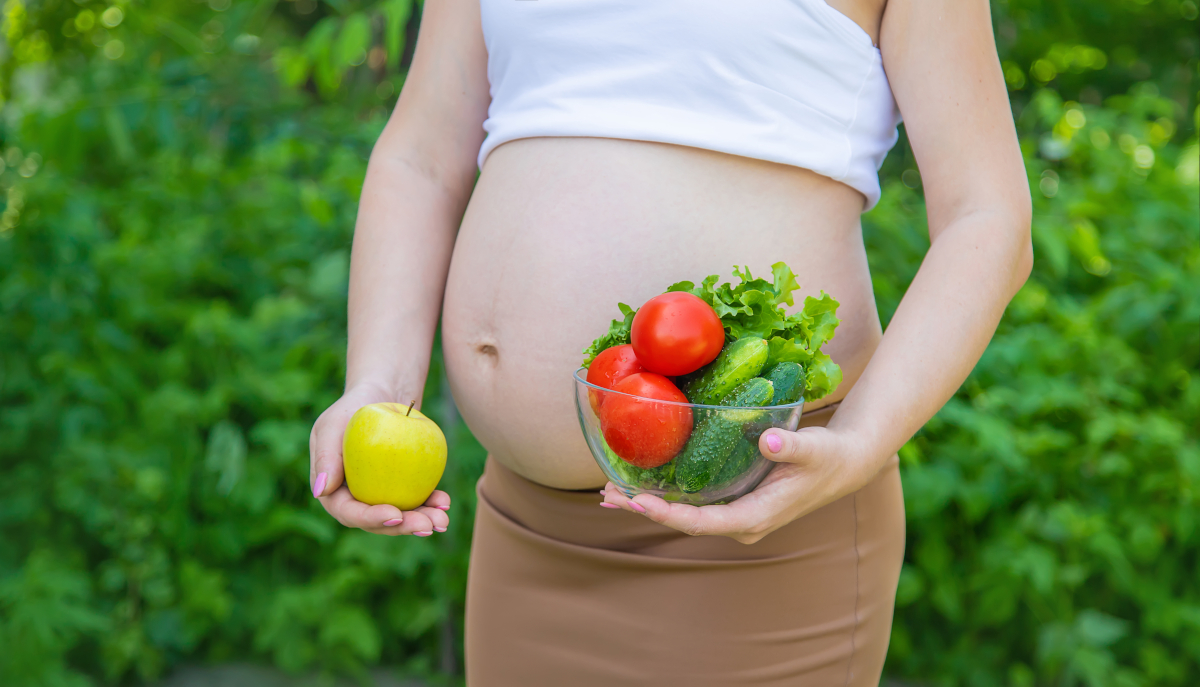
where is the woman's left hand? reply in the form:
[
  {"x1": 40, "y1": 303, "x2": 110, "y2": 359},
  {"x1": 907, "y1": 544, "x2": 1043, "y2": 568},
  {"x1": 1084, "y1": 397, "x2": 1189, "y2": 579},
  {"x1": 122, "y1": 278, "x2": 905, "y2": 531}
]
[{"x1": 600, "y1": 425, "x2": 880, "y2": 545}]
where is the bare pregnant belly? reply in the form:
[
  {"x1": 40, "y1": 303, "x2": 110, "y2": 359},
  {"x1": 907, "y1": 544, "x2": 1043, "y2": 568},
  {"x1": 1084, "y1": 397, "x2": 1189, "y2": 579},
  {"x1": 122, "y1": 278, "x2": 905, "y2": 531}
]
[{"x1": 441, "y1": 137, "x2": 883, "y2": 490}]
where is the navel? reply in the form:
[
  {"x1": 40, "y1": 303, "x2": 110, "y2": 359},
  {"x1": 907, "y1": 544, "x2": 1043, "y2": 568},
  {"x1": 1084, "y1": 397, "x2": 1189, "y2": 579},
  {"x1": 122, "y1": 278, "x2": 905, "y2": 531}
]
[{"x1": 475, "y1": 340, "x2": 500, "y2": 365}]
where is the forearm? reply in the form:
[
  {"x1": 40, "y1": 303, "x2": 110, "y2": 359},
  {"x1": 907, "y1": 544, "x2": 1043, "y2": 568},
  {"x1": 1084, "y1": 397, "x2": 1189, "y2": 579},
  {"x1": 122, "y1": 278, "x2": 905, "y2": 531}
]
[
  {"x1": 830, "y1": 209, "x2": 1032, "y2": 480},
  {"x1": 344, "y1": 150, "x2": 470, "y2": 400}
]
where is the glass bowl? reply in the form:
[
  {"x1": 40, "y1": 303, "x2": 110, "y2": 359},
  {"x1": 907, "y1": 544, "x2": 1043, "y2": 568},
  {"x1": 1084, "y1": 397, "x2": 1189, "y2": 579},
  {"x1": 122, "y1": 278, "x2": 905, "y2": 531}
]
[{"x1": 573, "y1": 368, "x2": 805, "y2": 506}]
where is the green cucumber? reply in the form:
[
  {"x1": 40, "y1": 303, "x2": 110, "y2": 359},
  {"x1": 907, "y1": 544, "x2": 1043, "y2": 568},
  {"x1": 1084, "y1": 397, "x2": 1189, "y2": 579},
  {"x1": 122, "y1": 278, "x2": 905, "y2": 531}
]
[
  {"x1": 762, "y1": 362, "x2": 805, "y2": 406},
  {"x1": 675, "y1": 377, "x2": 774, "y2": 493},
  {"x1": 684, "y1": 337, "x2": 769, "y2": 406},
  {"x1": 713, "y1": 438, "x2": 759, "y2": 487},
  {"x1": 736, "y1": 362, "x2": 806, "y2": 445}
]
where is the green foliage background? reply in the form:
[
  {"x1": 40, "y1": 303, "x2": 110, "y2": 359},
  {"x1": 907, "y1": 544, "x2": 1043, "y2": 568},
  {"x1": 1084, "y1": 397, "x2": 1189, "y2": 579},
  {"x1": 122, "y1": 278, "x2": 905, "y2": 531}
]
[{"x1": 0, "y1": 0, "x2": 1196, "y2": 684}]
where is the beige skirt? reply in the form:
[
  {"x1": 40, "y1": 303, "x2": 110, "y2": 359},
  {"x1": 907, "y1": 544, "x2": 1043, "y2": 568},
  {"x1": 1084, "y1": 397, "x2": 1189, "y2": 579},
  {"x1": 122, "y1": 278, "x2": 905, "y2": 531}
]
[{"x1": 465, "y1": 404, "x2": 906, "y2": 686}]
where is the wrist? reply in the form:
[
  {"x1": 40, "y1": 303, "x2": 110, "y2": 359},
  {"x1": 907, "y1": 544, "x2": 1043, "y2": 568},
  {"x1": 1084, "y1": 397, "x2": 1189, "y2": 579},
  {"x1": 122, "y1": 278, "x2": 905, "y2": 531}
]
[
  {"x1": 824, "y1": 423, "x2": 890, "y2": 494},
  {"x1": 343, "y1": 375, "x2": 421, "y2": 404},
  {"x1": 826, "y1": 395, "x2": 900, "y2": 467}
]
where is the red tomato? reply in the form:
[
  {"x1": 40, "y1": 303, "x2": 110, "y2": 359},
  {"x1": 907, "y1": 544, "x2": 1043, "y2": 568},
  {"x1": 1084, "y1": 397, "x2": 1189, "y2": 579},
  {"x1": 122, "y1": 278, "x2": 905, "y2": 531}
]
[
  {"x1": 585, "y1": 344, "x2": 646, "y2": 414},
  {"x1": 631, "y1": 292, "x2": 725, "y2": 376},
  {"x1": 599, "y1": 373, "x2": 693, "y2": 468}
]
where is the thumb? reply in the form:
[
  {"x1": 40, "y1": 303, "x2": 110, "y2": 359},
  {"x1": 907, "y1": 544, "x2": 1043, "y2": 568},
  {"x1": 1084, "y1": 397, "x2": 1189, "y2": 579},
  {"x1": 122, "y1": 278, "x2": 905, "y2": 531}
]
[
  {"x1": 759, "y1": 427, "x2": 821, "y2": 465},
  {"x1": 310, "y1": 415, "x2": 348, "y2": 498}
]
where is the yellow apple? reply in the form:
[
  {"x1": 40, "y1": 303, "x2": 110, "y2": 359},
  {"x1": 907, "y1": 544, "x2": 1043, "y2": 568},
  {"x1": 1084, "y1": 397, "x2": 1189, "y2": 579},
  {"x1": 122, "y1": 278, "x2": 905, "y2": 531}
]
[{"x1": 342, "y1": 403, "x2": 447, "y2": 511}]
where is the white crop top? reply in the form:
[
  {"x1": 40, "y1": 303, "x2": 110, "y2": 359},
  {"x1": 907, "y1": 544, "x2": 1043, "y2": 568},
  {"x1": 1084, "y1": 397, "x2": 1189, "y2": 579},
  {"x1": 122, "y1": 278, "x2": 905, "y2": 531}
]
[{"x1": 477, "y1": 0, "x2": 902, "y2": 210}]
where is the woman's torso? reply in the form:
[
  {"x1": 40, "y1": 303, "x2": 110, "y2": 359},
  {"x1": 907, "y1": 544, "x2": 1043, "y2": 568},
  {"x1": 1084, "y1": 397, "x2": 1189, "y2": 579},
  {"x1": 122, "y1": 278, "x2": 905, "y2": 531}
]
[{"x1": 442, "y1": 136, "x2": 884, "y2": 489}]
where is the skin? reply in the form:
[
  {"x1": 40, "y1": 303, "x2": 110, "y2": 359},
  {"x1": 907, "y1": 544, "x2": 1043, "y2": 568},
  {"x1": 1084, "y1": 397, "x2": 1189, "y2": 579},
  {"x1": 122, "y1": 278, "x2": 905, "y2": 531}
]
[{"x1": 308, "y1": 0, "x2": 1033, "y2": 544}]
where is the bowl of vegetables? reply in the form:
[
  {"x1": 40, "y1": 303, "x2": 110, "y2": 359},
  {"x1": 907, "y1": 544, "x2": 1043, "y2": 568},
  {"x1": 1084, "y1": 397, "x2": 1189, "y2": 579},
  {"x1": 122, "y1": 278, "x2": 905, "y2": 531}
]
[{"x1": 575, "y1": 263, "x2": 844, "y2": 506}]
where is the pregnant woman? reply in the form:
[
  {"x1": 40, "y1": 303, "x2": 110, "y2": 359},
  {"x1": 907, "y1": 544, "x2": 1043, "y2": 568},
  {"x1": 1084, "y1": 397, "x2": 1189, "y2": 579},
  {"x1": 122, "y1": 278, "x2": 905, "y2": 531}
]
[{"x1": 309, "y1": 0, "x2": 1032, "y2": 684}]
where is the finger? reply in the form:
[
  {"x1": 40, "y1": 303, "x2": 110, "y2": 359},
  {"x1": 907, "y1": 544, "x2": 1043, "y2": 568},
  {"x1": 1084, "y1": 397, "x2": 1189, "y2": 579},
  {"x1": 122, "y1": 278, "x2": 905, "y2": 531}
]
[
  {"x1": 392, "y1": 510, "x2": 436, "y2": 536},
  {"x1": 601, "y1": 484, "x2": 635, "y2": 511},
  {"x1": 367, "y1": 511, "x2": 435, "y2": 537},
  {"x1": 410, "y1": 506, "x2": 450, "y2": 532},
  {"x1": 321, "y1": 486, "x2": 404, "y2": 529},
  {"x1": 630, "y1": 493, "x2": 756, "y2": 537},
  {"x1": 422, "y1": 490, "x2": 452, "y2": 511},
  {"x1": 601, "y1": 481, "x2": 638, "y2": 500},
  {"x1": 310, "y1": 414, "x2": 349, "y2": 498},
  {"x1": 601, "y1": 480, "x2": 626, "y2": 496},
  {"x1": 760, "y1": 427, "x2": 822, "y2": 465}
]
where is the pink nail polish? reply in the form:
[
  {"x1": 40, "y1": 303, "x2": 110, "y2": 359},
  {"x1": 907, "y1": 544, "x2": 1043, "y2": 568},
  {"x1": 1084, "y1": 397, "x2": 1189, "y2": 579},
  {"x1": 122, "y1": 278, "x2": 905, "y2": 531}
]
[
  {"x1": 628, "y1": 501, "x2": 647, "y2": 514},
  {"x1": 434, "y1": 526, "x2": 447, "y2": 532},
  {"x1": 312, "y1": 472, "x2": 328, "y2": 498},
  {"x1": 383, "y1": 518, "x2": 402, "y2": 526},
  {"x1": 435, "y1": 505, "x2": 450, "y2": 511},
  {"x1": 414, "y1": 531, "x2": 432, "y2": 537},
  {"x1": 599, "y1": 489, "x2": 607, "y2": 495},
  {"x1": 599, "y1": 502, "x2": 621, "y2": 509},
  {"x1": 765, "y1": 434, "x2": 782, "y2": 453}
]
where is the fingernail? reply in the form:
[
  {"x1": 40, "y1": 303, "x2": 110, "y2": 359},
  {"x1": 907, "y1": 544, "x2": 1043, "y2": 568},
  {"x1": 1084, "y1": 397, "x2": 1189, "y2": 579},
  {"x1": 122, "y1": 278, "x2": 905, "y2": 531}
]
[
  {"x1": 435, "y1": 505, "x2": 450, "y2": 511},
  {"x1": 383, "y1": 518, "x2": 403, "y2": 526},
  {"x1": 312, "y1": 472, "x2": 328, "y2": 498},
  {"x1": 599, "y1": 502, "x2": 621, "y2": 509},
  {"x1": 414, "y1": 531, "x2": 432, "y2": 537},
  {"x1": 599, "y1": 489, "x2": 606, "y2": 495},
  {"x1": 765, "y1": 434, "x2": 782, "y2": 453},
  {"x1": 433, "y1": 526, "x2": 447, "y2": 533},
  {"x1": 628, "y1": 501, "x2": 647, "y2": 514}
]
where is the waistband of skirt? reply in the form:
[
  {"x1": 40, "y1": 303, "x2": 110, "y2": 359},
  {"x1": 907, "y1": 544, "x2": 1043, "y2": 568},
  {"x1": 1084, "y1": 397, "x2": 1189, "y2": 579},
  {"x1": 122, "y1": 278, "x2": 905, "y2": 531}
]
[{"x1": 476, "y1": 402, "x2": 841, "y2": 560}]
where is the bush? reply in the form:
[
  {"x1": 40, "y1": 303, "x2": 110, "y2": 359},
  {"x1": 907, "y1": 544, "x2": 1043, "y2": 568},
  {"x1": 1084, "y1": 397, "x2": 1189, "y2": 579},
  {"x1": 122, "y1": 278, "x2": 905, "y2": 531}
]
[
  {"x1": 871, "y1": 84, "x2": 1199, "y2": 686},
  {"x1": 0, "y1": 0, "x2": 1196, "y2": 684}
]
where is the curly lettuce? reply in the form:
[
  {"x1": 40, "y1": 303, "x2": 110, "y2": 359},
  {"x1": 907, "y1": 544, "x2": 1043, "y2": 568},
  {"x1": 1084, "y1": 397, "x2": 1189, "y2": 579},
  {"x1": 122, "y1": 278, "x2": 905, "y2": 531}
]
[
  {"x1": 581, "y1": 302, "x2": 636, "y2": 367},
  {"x1": 582, "y1": 263, "x2": 842, "y2": 401}
]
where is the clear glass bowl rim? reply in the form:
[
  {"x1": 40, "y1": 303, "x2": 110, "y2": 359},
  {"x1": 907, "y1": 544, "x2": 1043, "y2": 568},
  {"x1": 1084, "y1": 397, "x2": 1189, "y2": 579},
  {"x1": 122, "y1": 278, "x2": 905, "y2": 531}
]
[{"x1": 573, "y1": 367, "x2": 806, "y2": 411}]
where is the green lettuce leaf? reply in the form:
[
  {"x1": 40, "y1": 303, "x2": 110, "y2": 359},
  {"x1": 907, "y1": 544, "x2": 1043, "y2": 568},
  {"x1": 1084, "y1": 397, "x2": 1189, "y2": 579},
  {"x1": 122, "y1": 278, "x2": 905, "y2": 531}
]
[
  {"x1": 668, "y1": 262, "x2": 805, "y2": 341},
  {"x1": 802, "y1": 350, "x2": 844, "y2": 402},
  {"x1": 765, "y1": 336, "x2": 816, "y2": 367},
  {"x1": 581, "y1": 302, "x2": 636, "y2": 367},
  {"x1": 783, "y1": 292, "x2": 841, "y2": 352},
  {"x1": 771, "y1": 263, "x2": 802, "y2": 306}
]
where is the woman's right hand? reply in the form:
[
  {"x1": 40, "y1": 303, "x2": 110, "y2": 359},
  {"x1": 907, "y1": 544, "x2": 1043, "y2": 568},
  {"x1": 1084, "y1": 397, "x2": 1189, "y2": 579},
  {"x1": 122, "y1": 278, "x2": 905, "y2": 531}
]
[{"x1": 309, "y1": 383, "x2": 451, "y2": 537}]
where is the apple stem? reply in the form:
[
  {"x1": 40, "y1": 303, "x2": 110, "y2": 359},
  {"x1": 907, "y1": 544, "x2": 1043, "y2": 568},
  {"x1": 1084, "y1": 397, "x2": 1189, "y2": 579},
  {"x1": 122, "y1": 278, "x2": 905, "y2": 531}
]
[{"x1": 407, "y1": 400, "x2": 416, "y2": 416}]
